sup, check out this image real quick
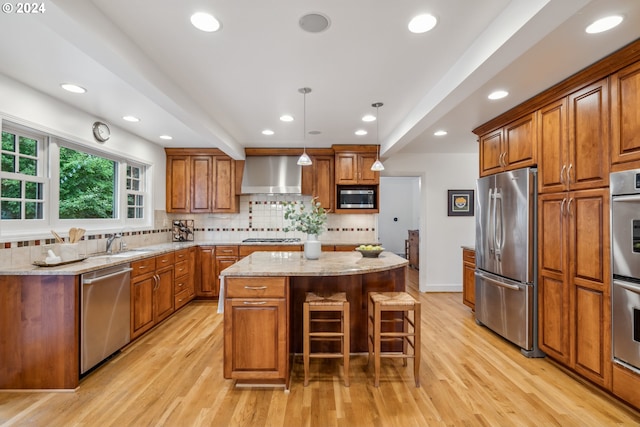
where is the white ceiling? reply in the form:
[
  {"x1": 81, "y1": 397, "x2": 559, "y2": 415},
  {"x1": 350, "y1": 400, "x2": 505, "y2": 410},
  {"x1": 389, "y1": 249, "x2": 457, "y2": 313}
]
[{"x1": 0, "y1": 0, "x2": 638, "y2": 160}]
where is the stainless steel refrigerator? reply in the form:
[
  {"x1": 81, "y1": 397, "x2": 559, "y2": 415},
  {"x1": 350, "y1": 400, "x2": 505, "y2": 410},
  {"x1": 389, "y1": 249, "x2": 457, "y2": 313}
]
[{"x1": 475, "y1": 167, "x2": 544, "y2": 357}]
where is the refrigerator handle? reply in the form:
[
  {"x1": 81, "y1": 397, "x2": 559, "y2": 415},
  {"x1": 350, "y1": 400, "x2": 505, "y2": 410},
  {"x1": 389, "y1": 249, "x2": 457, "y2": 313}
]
[
  {"x1": 488, "y1": 187, "x2": 495, "y2": 255},
  {"x1": 475, "y1": 271, "x2": 521, "y2": 291},
  {"x1": 493, "y1": 189, "x2": 503, "y2": 261}
]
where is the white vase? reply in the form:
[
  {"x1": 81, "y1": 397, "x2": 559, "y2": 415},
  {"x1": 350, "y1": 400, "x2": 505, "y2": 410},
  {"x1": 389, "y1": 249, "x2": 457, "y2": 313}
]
[{"x1": 304, "y1": 234, "x2": 321, "y2": 260}]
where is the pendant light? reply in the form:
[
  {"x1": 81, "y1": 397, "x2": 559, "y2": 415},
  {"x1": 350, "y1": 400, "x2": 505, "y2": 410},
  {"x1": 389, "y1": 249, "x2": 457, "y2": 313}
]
[
  {"x1": 297, "y1": 87, "x2": 313, "y2": 166},
  {"x1": 371, "y1": 102, "x2": 385, "y2": 171}
]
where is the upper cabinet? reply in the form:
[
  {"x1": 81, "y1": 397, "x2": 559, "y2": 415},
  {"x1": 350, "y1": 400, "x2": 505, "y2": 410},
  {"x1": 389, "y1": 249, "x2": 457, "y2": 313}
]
[
  {"x1": 478, "y1": 112, "x2": 537, "y2": 177},
  {"x1": 165, "y1": 148, "x2": 240, "y2": 214},
  {"x1": 301, "y1": 150, "x2": 335, "y2": 212},
  {"x1": 333, "y1": 145, "x2": 380, "y2": 185},
  {"x1": 611, "y1": 61, "x2": 640, "y2": 170}
]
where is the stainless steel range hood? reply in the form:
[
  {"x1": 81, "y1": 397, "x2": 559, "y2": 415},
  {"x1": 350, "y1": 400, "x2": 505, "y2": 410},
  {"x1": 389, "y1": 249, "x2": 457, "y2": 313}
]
[{"x1": 241, "y1": 156, "x2": 302, "y2": 194}]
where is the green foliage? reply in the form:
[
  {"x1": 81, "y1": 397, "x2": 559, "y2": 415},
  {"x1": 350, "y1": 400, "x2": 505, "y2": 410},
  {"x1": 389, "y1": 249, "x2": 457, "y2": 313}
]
[
  {"x1": 59, "y1": 147, "x2": 115, "y2": 219},
  {"x1": 283, "y1": 198, "x2": 327, "y2": 236}
]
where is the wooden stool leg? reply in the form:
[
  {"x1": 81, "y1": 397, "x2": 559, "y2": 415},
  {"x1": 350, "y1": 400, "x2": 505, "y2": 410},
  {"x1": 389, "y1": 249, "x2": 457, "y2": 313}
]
[
  {"x1": 414, "y1": 302, "x2": 421, "y2": 388},
  {"x1": 374, "y1": 301, "x2": 381, "y2": 387},
  {"x1": 402, "y1": 310, "x2": 409, "y2": 367},
  {"x1": 303, "y1": 301, "x2": 310, "y2": 387},
  {"x1": 343, "y1": 301, "x2": 350, "y2": 387}
]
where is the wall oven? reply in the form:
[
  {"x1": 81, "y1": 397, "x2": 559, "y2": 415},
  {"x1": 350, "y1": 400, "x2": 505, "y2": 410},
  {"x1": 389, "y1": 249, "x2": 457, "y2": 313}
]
[
  {"x1": 338, "y1": 186, "x2": 376, "y2": 209},
  {"x1": 610, "y1": 169, "x2": 640, "y2": 374}
]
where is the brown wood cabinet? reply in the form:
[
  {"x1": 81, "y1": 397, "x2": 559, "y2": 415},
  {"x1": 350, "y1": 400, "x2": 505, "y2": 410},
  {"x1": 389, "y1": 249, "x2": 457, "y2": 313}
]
[
  {"x1": 462, "y1": 248, "x2": 475, "y2": 310},
  {"x1": 165, "y1": 148, "x2": 239, "y2": 214},
  {"x1": 131, "y1": 252, "x2": 175, "y2": 340},
  {"x1": 479, "y1": 113, "x2": 537, "y2": 176},
  {"x1": 174, "y1": 248, "x2": 195, "y2": 311},
  {"x1": 215, "y1": 245, "x2": 239, "y2": 295},
  {"x1": 611, "y1": 60, "x2": 640, "y2": 169},
  {"x1": 538, "y1": 188, "x2": 611, "y2": 387},
  {"x1": 408, "y1": 230, "x2": 419, "y2": 270},
  {"x1": 224, "y1": 276, "x2": 289, "y2": 385},
  {"x1": 196, "y1": 246, "x2": 216, "y2": 298},
  {"x1": 334, "y1": 145, "x2": 380, "y2": 185},
  {"x1": 301, "y1": 153, "x2": 335, "y2": 211}
]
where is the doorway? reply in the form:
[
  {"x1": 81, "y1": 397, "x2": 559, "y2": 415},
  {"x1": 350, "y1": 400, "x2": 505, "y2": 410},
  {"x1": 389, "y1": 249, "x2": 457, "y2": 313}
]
[{"x1": 378, "y1": 177, "x2": 420, "y2": 257}]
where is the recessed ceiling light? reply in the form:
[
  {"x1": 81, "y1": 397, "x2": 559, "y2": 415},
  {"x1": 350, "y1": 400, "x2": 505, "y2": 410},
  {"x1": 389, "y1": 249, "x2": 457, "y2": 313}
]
[
  {"x1": 262, "y1": 129, "x2": 274, "y2": 135},
  {"x1": 61, "y1": 83, "x2": 86, "y2": 94},
  {"x1": 362, "y1": 114, "x2": 376, "y2": 122},
  {"x1": 122, "y1": 115, "x2": 140, "y2": 122},
  {"x1": 355, "y1": 129, "x2": 367, "y2": 136},
  {"x1": 280, "y1": 115, "x2": 294, "y2": 122},
  {"x1": 488, "y1": 90, "x2": 509, "y2": 100},
  {"x1": 191, "y1": 12, "x2": 221, "y2": 32},
  {"x1": 585, "y1": 15, "x2": 623, "y2": 34},
  {"x1": 299, "y1": 12, "x2": 331, "y2": 33},
  {"x1": 159, "y1": 135, "x2": 173, "y2": 140},
  {"x1": 434, "y1": 130, "x2": 447, "y2": 136},
  {"x1": 408, "y1": 14, "x2": 437, "y2": 34}
]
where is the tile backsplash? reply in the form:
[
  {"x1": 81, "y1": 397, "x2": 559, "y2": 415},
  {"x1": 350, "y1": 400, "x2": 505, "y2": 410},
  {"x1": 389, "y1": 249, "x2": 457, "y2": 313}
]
[{"x1": 0, "y1": 195, "x2": 377, "y2": 268}]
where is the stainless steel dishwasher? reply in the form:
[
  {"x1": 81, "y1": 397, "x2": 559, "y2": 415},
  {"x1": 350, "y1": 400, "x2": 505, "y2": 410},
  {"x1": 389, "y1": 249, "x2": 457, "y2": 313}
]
[{"x1": 81, "y1": 264, "x2": 133, "y2": 375}]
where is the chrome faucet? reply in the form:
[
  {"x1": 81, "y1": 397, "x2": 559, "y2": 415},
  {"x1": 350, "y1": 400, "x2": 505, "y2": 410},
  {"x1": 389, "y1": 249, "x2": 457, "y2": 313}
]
[{"x1": 106, "y1": 233, "x2": 122, "y2": 254}]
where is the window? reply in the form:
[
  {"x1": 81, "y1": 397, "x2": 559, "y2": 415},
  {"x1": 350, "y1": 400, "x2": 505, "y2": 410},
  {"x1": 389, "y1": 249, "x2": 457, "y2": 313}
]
[
  {"x1": 0, "y1": 120, "x2": 150, "y2": 236},
  {"x1": 1, "y1": 127, "x2": 45, "y2": 220}
]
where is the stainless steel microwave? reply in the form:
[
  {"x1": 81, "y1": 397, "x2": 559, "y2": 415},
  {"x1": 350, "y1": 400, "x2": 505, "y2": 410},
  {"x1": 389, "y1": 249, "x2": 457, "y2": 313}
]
[{"x1": 338, "y1": 187, "x2": 376, "y2": 209}]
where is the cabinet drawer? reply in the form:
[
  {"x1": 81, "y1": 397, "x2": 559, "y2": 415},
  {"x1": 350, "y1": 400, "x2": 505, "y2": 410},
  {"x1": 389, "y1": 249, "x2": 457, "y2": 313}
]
[
  {"x1": 156, "y1": 252, "x2": 175, "y2": 268},
  {"x1": 226, "y1": 277, "x2": 287, "y2": 298},
  {"x1": 463, "y1": 249, "x2": 476, "y2": 264},
  {"x1": 174, "y1": 274, "x2": 191, "y2": 293},
  {"x1": 174, "y1": 248, "x2": 189, "y2": 261},
  {"x1": 174, "y1": 288, "x2": 191, "y2": 310},
  {"x1": 131, "y1": 257, "x2": 156, "y2": 278},
  {"x1": 216, "y1": 245, "x2": 239, "y2": 256},
  {"x1": 174, "y1": 259, "x2": 189, "y2": 278}
]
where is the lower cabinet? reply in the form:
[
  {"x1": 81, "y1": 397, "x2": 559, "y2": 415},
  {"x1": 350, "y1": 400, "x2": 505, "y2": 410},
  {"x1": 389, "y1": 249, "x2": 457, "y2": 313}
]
[
  {"x1": 462, "y1": 248, "x2": 475, "y2": 310},
  {"x1": 197, "y1": 245, "x2": 239, "y2": 297},
  {"x1": 174, "y1": 248, "x2": 196, "y2": 310},
  {"x1": 224, "y1": 276, "x2": 289, "y2": 384},
  {"x1": 131, "y1": 252, "x2": 175, "y2": 340}
]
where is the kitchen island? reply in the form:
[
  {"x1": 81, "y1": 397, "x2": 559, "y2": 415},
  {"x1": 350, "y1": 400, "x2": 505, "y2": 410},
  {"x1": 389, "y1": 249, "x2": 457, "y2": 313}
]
[{"x1": 220, "y1": 250, "x2": 408, "y2": 388}]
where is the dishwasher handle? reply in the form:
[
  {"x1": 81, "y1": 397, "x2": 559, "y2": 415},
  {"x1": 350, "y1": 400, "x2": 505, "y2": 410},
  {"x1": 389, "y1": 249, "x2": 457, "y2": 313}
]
[{"x1": 83, "y1": 268, "x2": 133, "y2": 284}]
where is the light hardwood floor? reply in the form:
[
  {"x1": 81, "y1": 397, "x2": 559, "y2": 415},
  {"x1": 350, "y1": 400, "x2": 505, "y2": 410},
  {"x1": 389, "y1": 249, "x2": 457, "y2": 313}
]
[{"x1": 1, "y1": 268, "x2": 639, "y2": 427}]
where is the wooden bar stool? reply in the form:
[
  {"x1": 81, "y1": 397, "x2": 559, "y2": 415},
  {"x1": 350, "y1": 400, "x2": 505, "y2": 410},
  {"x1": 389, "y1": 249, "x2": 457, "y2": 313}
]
[
  {"x1": 367, "y1": 291, "x2": 421, "y2": 387},
  {"x1": 303, "y1": 292, "x2": 350, "y2": 387}
]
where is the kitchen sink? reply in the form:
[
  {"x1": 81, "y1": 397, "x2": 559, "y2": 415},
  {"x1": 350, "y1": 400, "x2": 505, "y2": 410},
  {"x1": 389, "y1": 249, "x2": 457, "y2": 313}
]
[{"x1": 91, "y1": 249, "x2": 155, "y2": 259}]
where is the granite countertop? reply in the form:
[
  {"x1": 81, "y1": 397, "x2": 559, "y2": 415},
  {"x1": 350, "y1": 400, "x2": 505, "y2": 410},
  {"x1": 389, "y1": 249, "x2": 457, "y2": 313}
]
[
  {"x1": 0, "y1": 240, "x2": 378, "y2": 275},
  {"x1": 220, "y1": 251, "x2": 408, "y2": 277},
  {"x1": 461, "y1": 245, "x2": 475, "y2": 251}
]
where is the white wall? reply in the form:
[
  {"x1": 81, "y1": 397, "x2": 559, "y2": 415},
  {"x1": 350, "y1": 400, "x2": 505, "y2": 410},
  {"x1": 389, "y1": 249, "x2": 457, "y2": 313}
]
[
  {"x1": 383, "y1": 151, "x2": 478, "y2": 292},
  {"x1": 379, "y1": 177, "x2": 420, "y2": 255},
  {"x1": 0, "y1": 73, "x2": 167, "y2": 214}
]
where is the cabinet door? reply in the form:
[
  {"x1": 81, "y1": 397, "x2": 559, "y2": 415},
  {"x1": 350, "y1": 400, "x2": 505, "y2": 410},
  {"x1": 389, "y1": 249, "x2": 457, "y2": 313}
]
[
  {"x1": 313, "y1": 155, "x2": 335, "y2": 211},
  {"x1": 215, "y1": 257, "x2": 237, "y2": 296},
  {"x1": 224, "y1": 298, "x2": 288, "y2": 380},
  {"x1": 538, "y1": 193, "x2": 570, "y2": 363},
  {"x1": 462, "y1": 249, "x2": 475, "y2": 310},
  {"x1": 538, "y1": 98, "x2": 568, "y2": 194},
  {"x1": 504, "y1": 112, "x2": 536, "y2": 170},
  {"x1": 479, "y1": 128, "x2": 503, "y2": 176},
  {"x1": 131, "y1": 275, "x2": 155, "y2": 339},
  {"x1": 166, "y1": 155, "x2": 190, "y2": 213},
  {"x1": 212, "y1": 156, "x2": 238, "y2": 212},
  {"x1": 568, "y1": 79, "x2": 609, "y2": 190},
  {"x1": 155, "y1": 267, "x2": 174, "y2": 323},
  {"x1": 569, "y1": 188, "x2": 611, "y2": 388},
  {"x1": 358, "y1": 153, "x2": 379, "y2": 184},
  {"x1": 611, "y1": 61, "x2": 640, "y2": 166},
  {"x1": 335, "y1": 153, "x2": 358, "y2": 184},
  {"x1": 196, "y1": 246, "x2": 216, "y2": 297},
  {"x1": 190, "y1": 156, "x2": 213, "y2": 213}
]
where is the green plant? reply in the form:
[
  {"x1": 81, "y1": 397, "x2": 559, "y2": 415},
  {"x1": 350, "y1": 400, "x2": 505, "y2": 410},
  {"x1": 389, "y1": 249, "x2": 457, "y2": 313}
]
[{"x1": 283, "y1": 198, "x2": 328, "y2": 235}]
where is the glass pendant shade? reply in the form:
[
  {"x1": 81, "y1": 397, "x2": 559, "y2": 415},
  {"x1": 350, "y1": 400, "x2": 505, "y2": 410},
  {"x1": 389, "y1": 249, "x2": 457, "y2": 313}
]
[
  {"x1": 371, "y1": 158, "x2": 385, "y2": 171},
  {"x1": 297, "y1": 148, "x2": 312, "y2": 166}
]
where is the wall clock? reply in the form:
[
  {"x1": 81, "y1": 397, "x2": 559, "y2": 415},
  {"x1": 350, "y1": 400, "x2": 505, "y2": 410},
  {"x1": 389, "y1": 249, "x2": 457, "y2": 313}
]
[{"x1": 92, "y1": 121, "x2": 110, "y2": 142}]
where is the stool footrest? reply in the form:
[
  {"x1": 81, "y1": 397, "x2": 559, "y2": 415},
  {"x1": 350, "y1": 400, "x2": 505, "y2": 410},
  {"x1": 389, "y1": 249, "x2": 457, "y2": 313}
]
[{"x1": 309, "y1": 353, "x2": 347, "y2": 359}]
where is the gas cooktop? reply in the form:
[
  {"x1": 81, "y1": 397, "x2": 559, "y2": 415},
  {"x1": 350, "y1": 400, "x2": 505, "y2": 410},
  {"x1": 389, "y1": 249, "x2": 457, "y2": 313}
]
[{"x1": 242, "y1": 238, "x2": 302, "y2": 243}]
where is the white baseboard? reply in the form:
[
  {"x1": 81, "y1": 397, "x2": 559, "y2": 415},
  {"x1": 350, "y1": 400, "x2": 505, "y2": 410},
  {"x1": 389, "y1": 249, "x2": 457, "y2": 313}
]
[{"x1": 419, "y1": 284, "x2": 462, "y2": 293}]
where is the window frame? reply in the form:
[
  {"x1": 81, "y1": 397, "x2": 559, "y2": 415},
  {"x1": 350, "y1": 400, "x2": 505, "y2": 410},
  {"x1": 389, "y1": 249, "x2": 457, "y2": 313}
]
[{"x1": 0, "y1": 120, "x2": 152, "y2": 240}]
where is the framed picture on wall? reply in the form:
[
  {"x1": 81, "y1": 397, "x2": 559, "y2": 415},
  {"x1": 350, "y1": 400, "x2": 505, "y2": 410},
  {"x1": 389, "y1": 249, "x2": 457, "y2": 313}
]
[{"x1": 447, "y1": 189, "x2": 474, "y2": 216}]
